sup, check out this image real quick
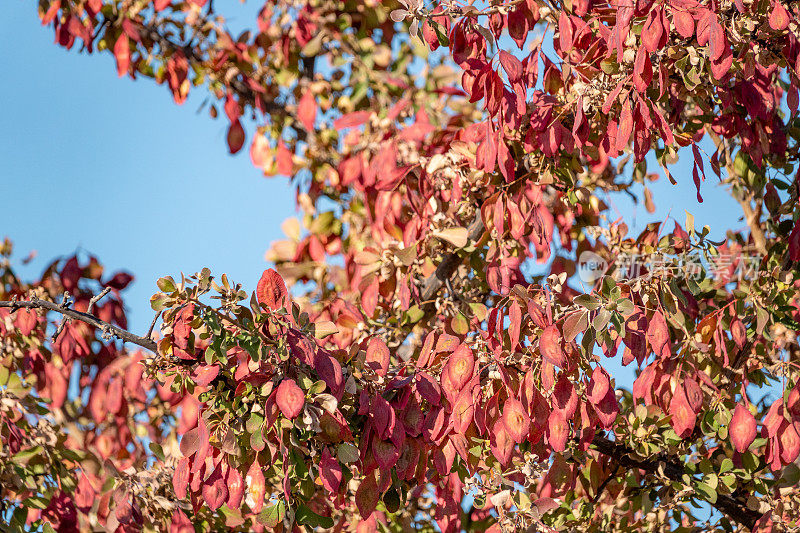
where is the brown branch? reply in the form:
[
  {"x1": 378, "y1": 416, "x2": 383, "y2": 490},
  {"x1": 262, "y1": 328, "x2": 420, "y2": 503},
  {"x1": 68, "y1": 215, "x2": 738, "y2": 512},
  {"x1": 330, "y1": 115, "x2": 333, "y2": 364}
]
[
  {"x1": 1, "y1": 299, "x2": 157, "y2": 354},
  {"x1": 87, "y1": 287, "x2": 111, "y2": 314},
  {"x1": 734, "y1": 194, "x2": 767, "y2": 255},
  {"x1": 591, "y1": 435, "x2": 761, "y2": 530},
  {"x1": 420, "y1": 214, "x2": 485, "y2": 302}
]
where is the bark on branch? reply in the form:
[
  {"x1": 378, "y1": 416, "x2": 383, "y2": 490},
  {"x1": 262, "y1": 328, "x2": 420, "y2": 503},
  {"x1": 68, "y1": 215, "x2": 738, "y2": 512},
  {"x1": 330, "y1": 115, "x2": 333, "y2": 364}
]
[
  {"x1": 591, "y1": 435, "x2": 761, "y2": 530},
  {"x1": 0, "y1": 299, "x2": 157, "y2": 354},
  {"x1": 420, "y1": 214, "x2": 485, "y2": 302}
]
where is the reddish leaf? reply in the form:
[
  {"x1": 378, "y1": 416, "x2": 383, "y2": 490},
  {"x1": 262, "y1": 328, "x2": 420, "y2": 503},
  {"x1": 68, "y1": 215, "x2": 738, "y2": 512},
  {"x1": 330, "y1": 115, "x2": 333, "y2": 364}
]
[
  {"x1": 502, "y1": 398, "x2": 531, "y2": 443},
  {"x1": 490, "y1": 420, "x2": 515, "y2": 466},
  {"x1": 547, "y1": 410, "x2": 569, "y2": 452},
  {"x1": 245, "y1": 458, "x2": 266, "y2": 513},
  {"x1": 224, "y1": 93, "x2": 241, "y2": 122},
  {"x1": 552, "y1": 375, "x2": 578, "y2": 419},
  {"x1": 172, "y1": 457, "x2": 190, "y2": 500},
  {"x1": 558, "y1": 10, "x2": 574, "y2": 52},
  {"x1": 361, "y1": 277, "x2": 379, "y2": 317},
  {"x1": 646, "y1": 311, "x2": 670, "y2": 358},
  {"x1": 452, "y1": 389, "x2": 475, "y2": 434},
  {"x1": 371, "y1": 395, "x2": 395, "y2": 440},
  {"x1": 729, "y1": 403, "x2": 757, "y2": 453},
  {"x1": 683, "y1": 378, "x2": 704, "y2": 413},
  {"x1": 373, "y1": 438, "x2": 400, "y2": 470},
  {"x1": 201, "y1": 466, "x2": 228, "y2": 511},
  {"x1": 320, "y1": 448, "x2": 343, "y2": 494},
  {"x1": 250, "y1": 134, "x2": 270, "y2": 169},
  {"x1": 15, "y1": 308, "x2": 37, "y2": 336},
  {"x1": 641, "y1": 8, "x2": 663, "y2": 53},
  {"x1": 769, "y1": 1, "x2": 790, "y2": 31},
  {"x1": 366, "y1": 337, "x2": 390, "y2": 376},
  {"x1": 75, "y1": 472, "x2": 96, "y2": 512},
  {"x1": 616, "y1": 101, "x2": 634, "y2": 153},
  {"x1": 355, "y1": 472, "x2": 379, "y2": 518},
  {"x1": 191, "y1": 365, "x2": 219, "y2": 387},
  {"x1": 297, "y1": 90, "x2": 317, "y2": 131},
  {"x1": 276, "y1": 140, "x2": 293, "y2": 175},
  {"x1": 256, "y1": 268, "x2": 289, "y2": 310},
  {"x1": 669, "y1": 384, "x2": 696, "y2": 438},
  {"x1": 276, "y1": 379, "x2": 305, "y2": 419},
  {"x1": 170, "y1": 509, "x2": 194, "y2": 533},
  {"x1": 179, "y1": 427, "x2": 200, "y2": 457},
  {"x1": 445, "y1": 343, "x2": 475, "y2": 391},
  {"x1": 416, "y1": 372, "x2": 442, "y2": 405},
  {"x1": 780, "y1": 422, "x2": 800, "y2": 463},
  {"x1": 633, "y1": 46, "x2": 653, "y2": 93},
  {"x1": 226, "y1": 466, "x2": 244, "y2": 510},
  {"x1": 227, "y1": 119, "x2": 245, "y2": 154},
  {"x1": 594, "y1": 388, "x2": 619, "y2": 429},
  {"x1": 708, "y1": 20, "x2": 726, "y2": 61},
  {"x1": 673, "y1": 10, "x2": 695, "y2": 39},
  {"x1": 540, "y1": 324, "x2": 566, "y2": 368},
  {"x1": 499, "y1": 50, "x2": 523, "y2": 82},
  {"x1": 587, "y1": 366, "x2": 610, "y2": 405},
  {"x1": 114, "y1": 35, "x2": 129, "y2": 77},
  {"x1": 509, "y1": 301, "x2": 522, "y2": 350}
]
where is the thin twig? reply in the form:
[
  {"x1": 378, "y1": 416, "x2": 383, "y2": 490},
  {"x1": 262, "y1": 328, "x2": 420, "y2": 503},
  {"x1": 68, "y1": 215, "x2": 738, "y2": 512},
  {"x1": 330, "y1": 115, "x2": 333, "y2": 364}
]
[
  {"x1": 419, "y1": 213, "x2": 485, "y2": 303},
  {"x1": 147, "y1": 310, "x2": 162, "y2": 339},
  {"x1": 591, "y1": 462, "x2": 620, "y2": 504},
  {"x1": 1, "y1": 298, "x2": 157, "y2": 353},
  {"x1": 51, "y1": 293, "x2": 73, "y2": 342},
  {"x1": 87, "y1": 287, "x2": 112, "y2": 314}
]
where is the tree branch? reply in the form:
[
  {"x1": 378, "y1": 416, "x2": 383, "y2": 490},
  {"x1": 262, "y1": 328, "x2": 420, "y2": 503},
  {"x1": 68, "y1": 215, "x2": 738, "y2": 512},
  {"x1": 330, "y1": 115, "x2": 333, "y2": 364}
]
[
  {"x1": 0, "y1": 299, "x2": 157, "y2": 354},
  {"x1": 420, "y1": 214, "x2": 485, "y2": 302},
  {"x1": 591, "y1": 435, "x2": 761, "y2": 530}
]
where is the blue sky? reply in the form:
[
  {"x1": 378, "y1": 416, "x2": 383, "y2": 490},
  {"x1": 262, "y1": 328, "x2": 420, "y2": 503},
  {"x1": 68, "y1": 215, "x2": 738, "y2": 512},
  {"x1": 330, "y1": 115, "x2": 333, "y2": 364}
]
[
  {"x1": 1, "y1": 2, "x2": 743, "y2": 348},
  {"x1": 1, "y1": 2, "x2": 293, "y2": 334}
]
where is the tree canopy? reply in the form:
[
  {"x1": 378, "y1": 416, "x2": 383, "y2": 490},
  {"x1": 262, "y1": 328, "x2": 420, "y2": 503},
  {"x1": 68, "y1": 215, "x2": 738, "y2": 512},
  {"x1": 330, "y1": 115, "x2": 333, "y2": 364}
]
[{"x1": 2, "y1": 0, "x2": 800, "y2": 530}]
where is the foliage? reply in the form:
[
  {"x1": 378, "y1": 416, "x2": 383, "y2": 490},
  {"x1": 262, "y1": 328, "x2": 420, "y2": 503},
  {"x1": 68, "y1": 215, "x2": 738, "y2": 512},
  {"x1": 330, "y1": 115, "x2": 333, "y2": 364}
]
[{"x1": 3, "y1": 0, "x2": 800, "y2": 530}]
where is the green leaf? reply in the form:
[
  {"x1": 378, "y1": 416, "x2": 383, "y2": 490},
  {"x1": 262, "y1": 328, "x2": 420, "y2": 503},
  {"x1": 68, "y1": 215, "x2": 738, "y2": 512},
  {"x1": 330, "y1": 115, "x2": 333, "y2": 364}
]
[
  {"x1": 259, "y1": 501, "x2": 286, "y2": 527},
  {"x1": 148, "y1": 442, "x2": 165, "y2": 462},
  {"x1": 150, "y1": 293, "x2": 170, "y2": 311},
  {"x1": 451, "y1": 311, "x2": 469, "y2": 335},
  {"x1": 563, "y1": 311, "x2": 588, "y2": 342},
  {"x1": 337, "y1": 442, "x2": 359, "y2": 464},
  {"x1": 573, "y1": 294, "x2": 601, "y2": 310},
  {"x1": 308, "y1": 380, "x2": 327, "y2": 396},
  {"x1": 295, "y1": 503, "x2": 334, "y2": 528},
  {"x1": 695, "y1": 481, "x2": 717, "y2": 504},
  {"x1": 404, "y1": 305, "x2": 425, "y2": 324},
  {"x1": 432, "y1": 20, "x2": 450, "y2": 46},
  {"x1": 742, "y1": 451, "x2": 760, "y2": 472},
  {"x1": 592, "y1": 308, "x2": 612, "y2": 331},
  {"x1": 157, "y1": 276, "x2": 176, "y2": 293},
  {"x1": 246, "y1": 413, "x2": 264, "y2": 434},
  {"x1": 12, "y1": 445, "x2": 43, "y2": 465},
  {"x1": 395, "y1": 243, "x2": 418, "y2": 267}
]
